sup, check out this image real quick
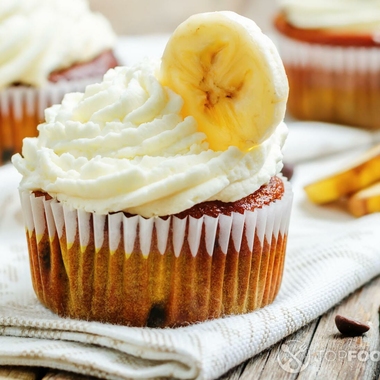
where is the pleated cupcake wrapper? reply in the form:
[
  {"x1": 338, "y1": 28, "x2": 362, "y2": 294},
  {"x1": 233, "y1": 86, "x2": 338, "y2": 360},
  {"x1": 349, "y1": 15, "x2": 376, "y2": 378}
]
[
  {"x1": 1, "y1": 77, "x2": 103, "y2": 121},
  {"x1": 277, "y1": 34, "x2": 380, "y2": 130},
  {"x1": 278, "y1": 34, "x2": 380, "y2": 72},
  {"x1": 21, "y1": 180, "x2": 292, "y2": 258},
  {"x1": 20, "y1": 178, "x2": 293, "y2": 326},
  {"x1": 0, "y1": 77, "x2": 102, "y2": 163}
]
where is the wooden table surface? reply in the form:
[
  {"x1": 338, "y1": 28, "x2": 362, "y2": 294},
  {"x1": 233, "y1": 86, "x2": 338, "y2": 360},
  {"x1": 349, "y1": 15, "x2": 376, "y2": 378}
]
[{"x1": 1, "y1": 275, "x2": 380, "y2": 380}]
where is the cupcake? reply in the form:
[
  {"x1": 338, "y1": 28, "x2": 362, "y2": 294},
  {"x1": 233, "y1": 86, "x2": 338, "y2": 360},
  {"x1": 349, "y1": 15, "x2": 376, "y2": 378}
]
[
  {"x1": 274, "y1": 0, "x2": 380, "y2": 130},
  {"x1": 0, "y1": 0, "x2": 118, "y2": 164},
  {"x1": 12, "y1": 11, "x2": 292, "y2": 327}
]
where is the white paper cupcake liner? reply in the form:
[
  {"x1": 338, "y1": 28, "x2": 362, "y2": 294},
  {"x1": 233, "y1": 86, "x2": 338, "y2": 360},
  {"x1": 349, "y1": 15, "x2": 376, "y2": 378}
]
[
  {"x1": 1, "y1": 77, "x2": 102, "y2": 121},
  {"x1": 20, "y1": 177, "x2": 293, "y2": 327},
  {"x1": 278, "y1": 35, "x2": 380, "y2": 72},
  {"x1": 21, "y1": 180, "x2": 292, "y2": 258},
  {"x1": 277, "y1": 34, "x2": 380, "y2": 129},
  {"x1": 0, "y1": 77, "x2": 103, "y2": 163}
]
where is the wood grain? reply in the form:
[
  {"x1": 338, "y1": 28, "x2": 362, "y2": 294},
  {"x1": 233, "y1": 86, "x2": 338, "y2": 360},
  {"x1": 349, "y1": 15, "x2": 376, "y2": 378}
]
[
  {"x1": 42, "y1": 371, "x2": 97, "y2": 380},
  {"x1": 0, "y1": 367, "x2": 43, "y2": 380},
  {"x1": 220, "y1": 275, "x2": 380, "y2": 380}
]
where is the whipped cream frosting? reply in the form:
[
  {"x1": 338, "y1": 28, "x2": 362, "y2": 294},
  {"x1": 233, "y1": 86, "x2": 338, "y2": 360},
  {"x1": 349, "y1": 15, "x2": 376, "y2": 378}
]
[
  {"x1": 279, "y1": 0, "x2": 380, "y2": 31},
  {"x1": 0, "y1": 0, "x2": 116, "y2": 88},
  {"x1": 12, "y1": 62, "x2": 287, "y2": 218}
]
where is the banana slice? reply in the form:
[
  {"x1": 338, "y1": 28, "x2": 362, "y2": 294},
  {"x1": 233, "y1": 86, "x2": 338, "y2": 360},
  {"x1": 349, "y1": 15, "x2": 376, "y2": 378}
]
[
  {"x1": 347, "y1": 181, "x2": 380, "y2": 217},
  {"x1": 160, "y1": 11, "x2": 288, "y2": 151},
  {"x1": 304, "y1": 144, "x2": 380, "y2": 204}
]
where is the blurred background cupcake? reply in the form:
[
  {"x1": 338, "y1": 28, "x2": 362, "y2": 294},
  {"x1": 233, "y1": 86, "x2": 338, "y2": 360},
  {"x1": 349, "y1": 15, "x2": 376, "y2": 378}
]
[
  {"x1": 274, "y1": 0, "x2": 380, "y2": 130},
  {"x1": 0, "y1": 0, "x2": 118, "y2": 164}
]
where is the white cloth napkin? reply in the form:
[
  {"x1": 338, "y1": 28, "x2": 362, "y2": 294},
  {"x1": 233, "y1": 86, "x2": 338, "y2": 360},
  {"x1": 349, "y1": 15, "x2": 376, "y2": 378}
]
[{"x1": 1, "y1": 123, "x2": 380, "y2": 380}]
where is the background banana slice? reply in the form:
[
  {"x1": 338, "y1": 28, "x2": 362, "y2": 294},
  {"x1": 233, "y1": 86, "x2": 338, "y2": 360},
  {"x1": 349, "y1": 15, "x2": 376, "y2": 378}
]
[
  {"x1": 160, "y1": 11, "x2": 288, "y2": 152},
  {"x1": 304, "y1": 144, "x2": 380, "y2": 205},
  {"x1": 347, "y1": 182, "x2": 380, "y2": 217}
]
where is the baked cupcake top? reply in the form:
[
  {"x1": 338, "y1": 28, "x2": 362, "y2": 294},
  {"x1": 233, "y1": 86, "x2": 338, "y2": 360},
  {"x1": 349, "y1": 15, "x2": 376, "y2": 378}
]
[
  {"x1": 12, "y1": 11, "x2": 288, "y2": 218},
  {"x1": 0, "y1": 0, "x2": 116, "y2": 88},
  {"x1": 278, "y1": 0, "x2": 380, "y2": 32}
]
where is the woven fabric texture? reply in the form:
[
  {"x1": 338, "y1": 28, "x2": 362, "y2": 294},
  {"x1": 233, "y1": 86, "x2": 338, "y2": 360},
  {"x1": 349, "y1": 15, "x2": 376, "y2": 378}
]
[{"x1": 1, "y1": 123, "x2": 380, "y2": 379}]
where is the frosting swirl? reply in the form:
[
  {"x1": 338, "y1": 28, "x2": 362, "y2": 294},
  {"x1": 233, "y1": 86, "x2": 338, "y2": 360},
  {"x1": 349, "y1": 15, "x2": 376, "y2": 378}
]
[
  {"x1": 12, "y1": 62, "x2": 287, "y2": 218},
  {"x1": 278, "y1": 0, "x2": 380, "y2": 31},
  {"x1": 0, "y1": 0, "x2": 116, "y2": 88}
]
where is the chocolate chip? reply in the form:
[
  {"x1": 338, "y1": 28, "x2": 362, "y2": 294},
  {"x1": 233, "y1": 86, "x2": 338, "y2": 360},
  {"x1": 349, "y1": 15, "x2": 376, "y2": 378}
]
[
  {"x1": 281, "y1": 162, "x2": 294, "y2": 180},
  {"x1": 39, "y1": 240, "x2": 51, "y2": 270},
  {"x1": 146, "y1": 304, "x2": 167, "y2": 328},
  {"x1": 335, "y1": 314, "x2": 370, "y2": 337},
  {"x1": 2, "y1": 148, "x2": 14, "y2": 164}
]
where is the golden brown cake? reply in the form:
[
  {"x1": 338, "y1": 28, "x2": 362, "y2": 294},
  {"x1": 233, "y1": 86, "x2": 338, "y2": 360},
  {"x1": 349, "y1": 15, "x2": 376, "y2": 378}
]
[
  {"x1": 274, "y1": 3, "x2": 380, "y2": 130},
  {"x1": 13, "y1": 11, "x2": 292, "y2": 327},
  {"x1": 0, "y1": 0, "x2": 118, "y2": 164}
]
